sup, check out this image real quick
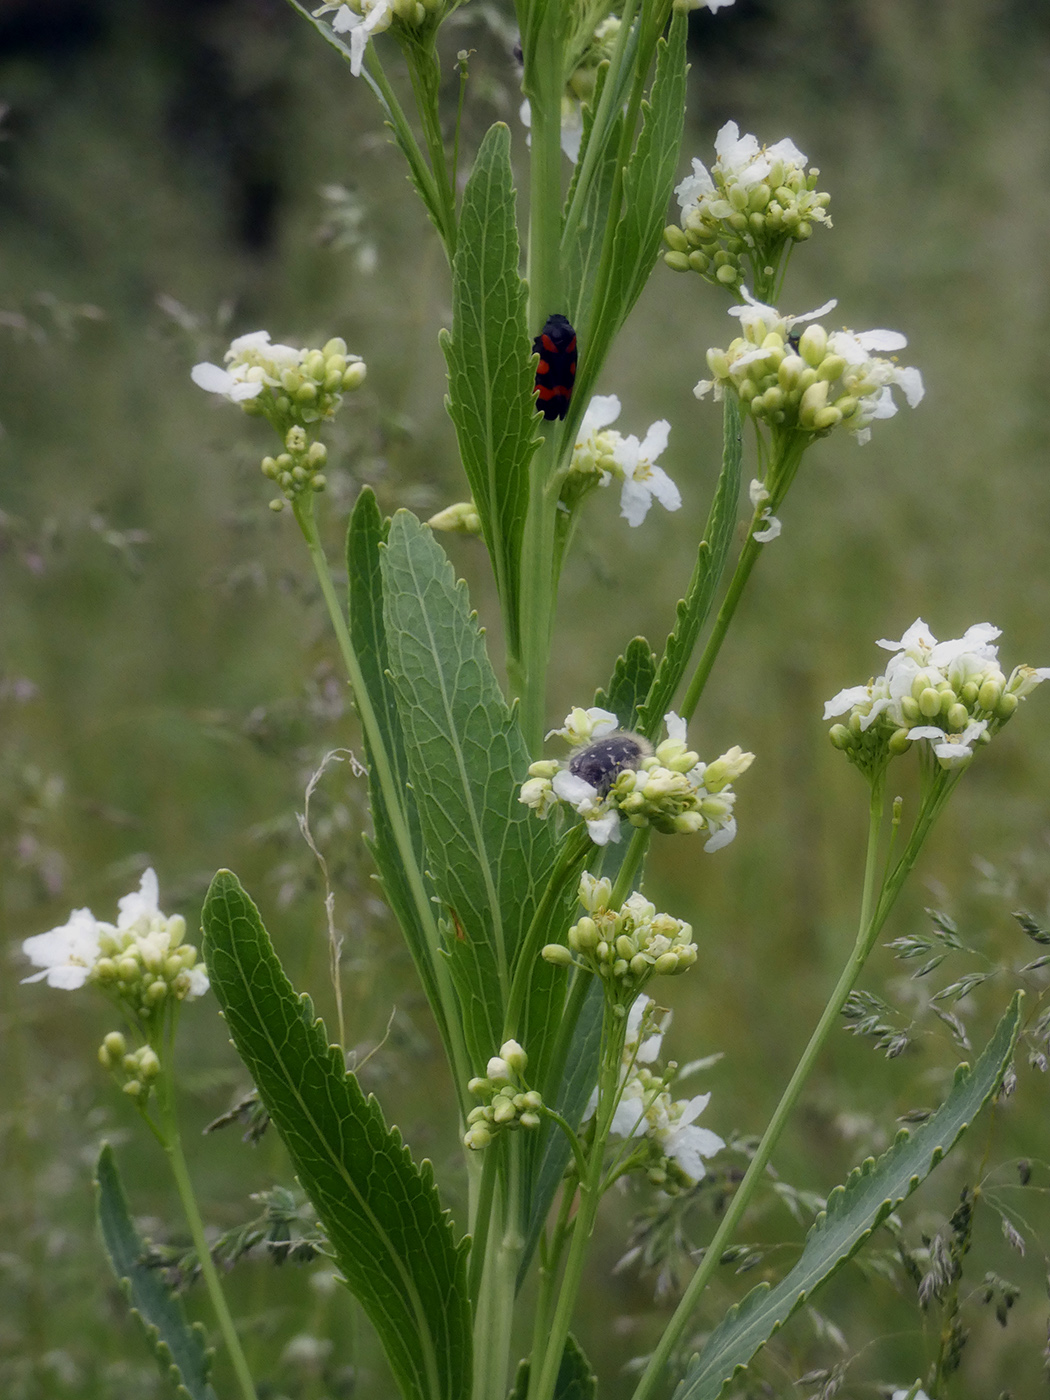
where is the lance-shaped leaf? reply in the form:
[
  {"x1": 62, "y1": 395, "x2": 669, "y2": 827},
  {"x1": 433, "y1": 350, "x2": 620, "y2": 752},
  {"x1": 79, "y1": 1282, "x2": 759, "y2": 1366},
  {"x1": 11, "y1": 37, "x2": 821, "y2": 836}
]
[
  {"x1": 95, "y1": 1144, "x2": 218, "y2": 1400},
  {"x1": 575, "y1": 9, "x2": 688, "y2": 415},
  {"x1": 637, "y1": 394, "x2": 742, "y2": 736},
  {"x1": 381, "y1": 511, "x2": 560, "y2": 1073},
  {"x1": 440, "y1": 122, "x2": 541, "y2": 657},
  {"x1": 201, "y1": 871, "x2": 472, "y2": 1400},
  {"x1": 673, "y1": 993, "x2": 1022, "y2": 1400},
  {"x1": 595, "y1": 636, "x2": 657, "y2": 731},
  {"x1": 346, "y1": 488, "x2": 450, "y2": 1054}
]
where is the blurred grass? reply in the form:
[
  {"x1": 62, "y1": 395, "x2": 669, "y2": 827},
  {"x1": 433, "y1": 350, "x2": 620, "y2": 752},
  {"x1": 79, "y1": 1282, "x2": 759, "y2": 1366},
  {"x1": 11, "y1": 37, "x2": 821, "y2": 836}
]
[{"x1": 2, "y1": 1, "x2": 1050, "y2": 1396}]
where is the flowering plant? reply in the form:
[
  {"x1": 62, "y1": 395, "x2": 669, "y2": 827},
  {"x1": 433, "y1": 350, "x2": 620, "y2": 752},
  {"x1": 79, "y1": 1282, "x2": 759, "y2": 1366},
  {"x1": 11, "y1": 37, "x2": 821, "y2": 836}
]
[{"x1": 21, "y1": 4, "x2": 1050, "y2": 1400}]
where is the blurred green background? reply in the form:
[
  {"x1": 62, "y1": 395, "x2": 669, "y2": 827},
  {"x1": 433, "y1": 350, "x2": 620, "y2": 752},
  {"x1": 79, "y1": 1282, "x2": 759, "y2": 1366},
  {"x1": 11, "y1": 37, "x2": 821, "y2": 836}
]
[{"x1": 3, "y1": 1, "x2": 1050, "y2": 1396}]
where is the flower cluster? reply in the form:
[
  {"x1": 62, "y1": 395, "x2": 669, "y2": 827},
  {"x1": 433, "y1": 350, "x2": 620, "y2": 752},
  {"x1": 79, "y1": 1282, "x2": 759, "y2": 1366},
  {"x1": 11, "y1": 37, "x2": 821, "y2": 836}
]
[
  {"x1": 520, "y1": 707, "x2": 753, "y2": 849},
  {"x1": 565, "y1": 395, "x2": 681, "y2": 527},
  {"x1": 694, "y1": 290, "x2": 923, "y2": 446},
  {"x1": 22, "y1": 869, "x2": 208, "y2": 1011},
  {"x1": 314, "y1": 0, "x2": 438, "y2": 77},
  {"x1": 665, "y1": 121, "x2": 830, "y2": 294},
  {"x1": 606, "y1": 998, "x2": 725, "y2": 1191},
  {"x1": 824, "y1": 619, "x2": 1050, "y2": 776},
  {"x1": 463, "y1": 1040, "x2": 544, "y2": 1150},
  {"x1": 542, "y1": 873, "x2": 697, "y2": 1000},
  {"x1": 192, "y1": 332, "x2": 366, "y2": 508}
]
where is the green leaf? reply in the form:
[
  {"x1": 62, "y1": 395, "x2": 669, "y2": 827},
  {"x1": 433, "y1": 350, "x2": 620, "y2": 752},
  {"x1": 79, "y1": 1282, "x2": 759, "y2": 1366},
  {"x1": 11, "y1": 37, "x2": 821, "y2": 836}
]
[
  {"x1": 562, "y1": 70, "x2": 624, "y2": 331},
  {"x1": 673, "y1": 993, "x2": 1023, "y2": 1400},
  {"x1": 638, "y1": 394, "x2": 742, "y2": 736},
  {"x1": 595, "y1": 636, "x2": 657, "y2": 731},
  {"x1": 201, "y1": 871, "x2": 472, "y2": 1400},
  {"x1": 95, "y1": 1144, "x2": 217, "y2": 1400},
  {"x1": 575, "y1": 8, "x2": 688, "y2": 413},
  {"x1": 346, "y1": 489, "x2": 448, "y2": 1049},
  {"x1": 509, "y1": 1333, "x2": 598, "y2": 1400},
  {"x1": 381, "y1": 511, "x2": 560, "y2": 1072},
  {"x1": 440, "y1": 122, "x2": 541, "y2": 657}
]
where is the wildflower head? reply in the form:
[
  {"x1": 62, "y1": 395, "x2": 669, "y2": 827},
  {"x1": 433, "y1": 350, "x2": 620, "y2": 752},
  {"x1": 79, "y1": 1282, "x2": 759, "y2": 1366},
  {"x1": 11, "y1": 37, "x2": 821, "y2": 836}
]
[
  {"x1": 521, "y1": 709, "x2": 754, "y2": 848},
  {"x1": 542, "y1": 876, "x2": 698, "y2": 1005},
  {"x1": 665, "y1": 120, "x2": 830, "y2": 298},
  {"x1": 602, "y1": 996, "x2": 726, "y2": 1192},
  {"x1": 563, "y1": 395, "x2": 680, "y2": 527},
  {"x1": 22, "y1": 869, "x2": 209, "y2": 1015},
  {"x1": 824, "y1": 619, "x2": 1050, "y2": 780},
  {"x1": 314, "y1": 0, "x2": 435, "y2": 78},
  {"x1": 694, "y1": 291, "x2": 923, "y2": 449},
  {"x1": 191, "y1": 332, "x2": 366, "y2": 508},
  {"x1": 464, "y1": 1039, "x2": 544, "y2": 1150}
]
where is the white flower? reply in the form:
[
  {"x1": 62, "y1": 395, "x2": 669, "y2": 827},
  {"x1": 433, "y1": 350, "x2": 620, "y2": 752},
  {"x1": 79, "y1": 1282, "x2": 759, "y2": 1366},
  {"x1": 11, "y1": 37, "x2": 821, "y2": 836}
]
[
  {"x1": 676, "y1": 121, "x2": 819, "y2": 221},
  {"x1": 695, "y1": 290, "x2": 923, "y2": 444},
  {"x1": 654, "y1": 1092, "x2": 726, "y2": 1182},
  {"x1": 907, "y1": 720, "x2": 988, "y2": 769},
  {"x1": 750, "y1": 477, "x2": 782, "y2": 541},
  {"x1": 192, "y1": 329, "x2": 304, "y2": 403},
  {"x1": 617, "y1": 420, "x2": 680, "y2": 526},
  {"x1": 22, "y1": 908, "x2": 104, "y2": 990},
  {"x1": 314, "y1": 0, "x2": 394, "y2": 75},
  {"x1": 569, "y1": 397, "x2": 680, "y2": 527},
  {"x1": 547, "y1": 706, "x2": 619, "y2": 746}
]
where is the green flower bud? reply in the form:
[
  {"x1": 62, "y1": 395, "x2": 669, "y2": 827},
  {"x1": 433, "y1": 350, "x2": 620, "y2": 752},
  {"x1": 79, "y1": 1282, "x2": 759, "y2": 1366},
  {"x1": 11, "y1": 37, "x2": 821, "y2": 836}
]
[
  {"x1": 117, "y1": 957, "x2": 139, "y2": 982},
  {"x1": 542, "y1": 943, "x2": 573, "y2": 967},
  {"x1": 900, "y1": 695, "x2": 920, "y2": 723},
  {"x1": 812, "y1": 406, "x2": 842, "y2": 431},
  {"x1": 996, "y1": 692, "x2": 1019, "y2": 720},
  {"x1": 653, "y1": 952, "x2": 679, "y2": 975},
  {"x1": 688, "y1": 250, "x2": 710, "y2": 274},
  {"x1": 342, "y1": 361, "x2": 367, "y2": 390},
  {"x1": 664, "y1": 251, "x2": 691, "y2": 273},
  {"x1": 888, "y1": 727, "x2": 912, "y2": 754},
  {"x1": 715, "y1": 263, "x2": 739, "y2": 285},
  {"x1": 663, "y1": 225, "x2": 689, "y2": 253},
  {"x1": 138, "y1": 1048, "x2": 161, "y2": 1081},
  {"x1": 146, "y1": 980, "x2": 168, "y2": 1004},
  {"x1": 310, "y1": 474, "x2": 327, "y2": 492},
  {"x1": 464, "y1": 1124, "x2": 492, "y2": 1150},
  {"x1": 295, "y1": 382, "x2": 318, "y2": 404},
  {"x1": 978, "y1": 678, "x2": 1003, "y2": 710},
  {"x1": 323, "y1": 337, "x2": 347, "y2": 358},
  {"x1": 269, "y1": 498, "x2": 285, "y2": 512},
  {"x1": 797, "y1": 324, "x2": 827, "y2": 367},
  {"x1": 946, "y1": 703, "x2": 970, "y2": 731},
  {"x1": 919, "y1": 687, "x2": 942, "y2": 718},
  {"x1": 519, "y1": 1112, "x2": 541, "y2": 1130},
  {"x1": 828, "y1": 724, "x2": 852, "y2": 749},
  {"x1": 123, "y1": 1080, "x2": 143, "y2": 1098},
  {"x1": 817, "y1": 355, "x2": 847, "y2": 382}
]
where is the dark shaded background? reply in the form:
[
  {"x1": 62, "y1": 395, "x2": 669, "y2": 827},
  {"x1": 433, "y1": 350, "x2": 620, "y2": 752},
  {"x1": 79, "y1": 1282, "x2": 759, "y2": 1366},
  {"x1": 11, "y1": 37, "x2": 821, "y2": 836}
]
[{"x1": 3, "y1": 2, "x2": 1050, "y2": 1396}]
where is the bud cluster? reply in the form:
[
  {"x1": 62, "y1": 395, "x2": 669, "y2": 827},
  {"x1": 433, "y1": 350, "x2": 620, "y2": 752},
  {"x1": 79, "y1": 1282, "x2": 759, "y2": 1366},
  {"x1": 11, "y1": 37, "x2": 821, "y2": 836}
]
[
  {"x1": 191, "y1": 332, "x2": 366, "y2": 507},
  {"x1": 463, "y1": 1040, "x2": 543, "y2": 1150},
  {"x1": 664, "y1": 121, "x2": 830, "y2": 295},
  {"x1": 825, "y1": 619, "x2": 1050, "y2": 776},
  {"x1": 98, "y1": 1033, "x2": 162, "y2": 1101},
  {"x1": 520, "y1": 707, "x2": 753, "y2": 850},
  {"x1": 694, "y1": 291, "x2": 924, "y2": 446},
  {"x1": 21, "y1": 869, "x2": 209, "y2": 1013},
  {"x1": 542, "y1": 873, "x2": 697, "y2": 1001}
]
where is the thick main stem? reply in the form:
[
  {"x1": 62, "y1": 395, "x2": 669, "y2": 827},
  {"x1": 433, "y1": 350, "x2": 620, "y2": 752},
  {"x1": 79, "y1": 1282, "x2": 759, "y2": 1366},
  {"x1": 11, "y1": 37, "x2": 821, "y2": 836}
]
[
  {"x1": 472, "y1": 1138, "x2": 525, "y2": 1400},
  {"x1": 629, "y1": 779, "x2": 887, "y2": 1400}
]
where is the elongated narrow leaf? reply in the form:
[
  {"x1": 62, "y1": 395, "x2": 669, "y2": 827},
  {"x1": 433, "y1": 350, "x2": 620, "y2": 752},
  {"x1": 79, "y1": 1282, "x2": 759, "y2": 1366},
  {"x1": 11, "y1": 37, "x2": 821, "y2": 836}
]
[
  {"x1": 595, "y1": 636, "x2": 658, "y2": 730},
  {"x1": 440, "y1": 122, "x2": 541, "y2": 656},
  {"x1": 346, "y1": 489, "x2": 449, "y2": 1050},
  {"x1": 381, "y1": 511, "x2": 559, "y2": 1071},
  {"x1": 510, "y1": 1333, "x2": 598, "y2": 1400},
  {"x1": 562, "y1": 68, "x2": 624, "y2": 331},
  {"x1": 575, "y1": 9, "x2": 688, "y2": 413},
  {"x1": 95, "y1": 1144, "x2": 217, "y2": 1400},
  {"x1": 638, "y1": 394, "x2": 742, "y2": 735},
  {"x1": 201, "y1": 871, "x2": 471, "y2": 1400},
  {"x1": 674, "y1": 994, "x2": 1023, "y2": 1400}
]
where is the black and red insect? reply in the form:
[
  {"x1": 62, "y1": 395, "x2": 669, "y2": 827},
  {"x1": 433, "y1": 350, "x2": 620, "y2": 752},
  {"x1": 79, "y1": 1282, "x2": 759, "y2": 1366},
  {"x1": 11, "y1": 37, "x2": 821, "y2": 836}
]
[{"x1": 533, "y1": 313, "x2": 577, "y2": 421}]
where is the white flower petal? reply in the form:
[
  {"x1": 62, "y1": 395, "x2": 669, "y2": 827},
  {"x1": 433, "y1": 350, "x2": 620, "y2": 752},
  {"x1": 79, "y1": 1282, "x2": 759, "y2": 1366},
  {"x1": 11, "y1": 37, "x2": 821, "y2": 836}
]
[{"x1": 704, "y1": 817, "x2": 737, "y2": 852}]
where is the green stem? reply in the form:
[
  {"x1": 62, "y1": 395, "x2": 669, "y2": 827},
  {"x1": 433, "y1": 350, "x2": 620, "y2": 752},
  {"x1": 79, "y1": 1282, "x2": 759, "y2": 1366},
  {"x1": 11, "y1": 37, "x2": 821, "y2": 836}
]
[
  {"x1": 679, "y1": 435, "x2": 807, "y2": 723},
  {"x1": 529, "y1": 1174, "x2": 579, "y2": 1384},
  {"x1": 467, "y1": 1145, "x2": 499, "y2": 1308},
  {"x1": 629, "y1": 778, "x2": 888, "y2": 1400},
  {"x1": 473, "y1": 1137, "x2": 525, "y2": 1400},
  {"x1": 610, "y1": 828, "x2": 649, "y2": 906},
  {"x1": 292, "y1": 494, "x2": 471, "y2": 1107},
  {"x1": 155, "y1": 1026, "x2": 259, "y2": 1400},
  {"x1": 515, "y1": 450, "x2": 560, "y2": 752},
  {"x1": 404, "y1": 38, "x2": 458, "y2": 254}
]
